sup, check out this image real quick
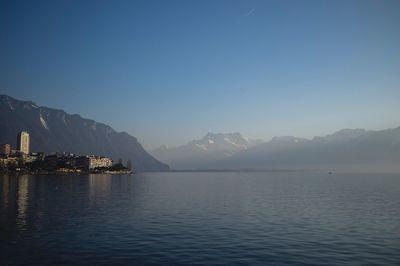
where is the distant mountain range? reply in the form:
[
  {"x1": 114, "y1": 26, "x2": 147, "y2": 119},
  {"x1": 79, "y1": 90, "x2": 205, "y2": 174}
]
[
  {"x1": 150, "y1": 133, "x2": 262, "y2": 169},
  {"x1": 0, "y1": 95, "x2": 169, "y2": 172},
  {"x1": 208, "y1": 128, "x2": 400, "y2": 172},
  {"x1": 151, "y1": 128, "x2": 400, "y2": 172},
  {"x1": 2, "y1": 94, "x2": 399, "y2": 173}
]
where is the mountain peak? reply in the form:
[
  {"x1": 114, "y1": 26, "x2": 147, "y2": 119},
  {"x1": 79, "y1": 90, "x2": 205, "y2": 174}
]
[
  {"x1": 270, "y1": 136, "x2": 308, "y2": 143},
  {"x1": 0, "y1": 94, "x2": 14, "y2": 100},
  {"x1": 150, "y1": 132, "x2": 262, "y2": 169}
]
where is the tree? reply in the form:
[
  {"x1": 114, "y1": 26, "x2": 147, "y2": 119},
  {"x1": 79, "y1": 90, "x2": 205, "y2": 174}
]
[
  {"x1": 127, "y1": 159, "x2": 132, "y2": 170},
  {"x1": 0, "y1": 159, "x2": 5, "y2": 170}
]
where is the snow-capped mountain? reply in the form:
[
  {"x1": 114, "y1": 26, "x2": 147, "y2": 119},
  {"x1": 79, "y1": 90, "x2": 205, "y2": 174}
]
[
  {"x1": 189, "y1": 132, "x2": 261, "y2": 154},
  {"x1": 0, "y1": 95, "x2": 169, "y2": 172},
  {"x1": 150, "y1": 133, "x2": 262, "y2": 169},
  {"x1": 210, "y1": 127, "x2": 400, "y2": 172}
]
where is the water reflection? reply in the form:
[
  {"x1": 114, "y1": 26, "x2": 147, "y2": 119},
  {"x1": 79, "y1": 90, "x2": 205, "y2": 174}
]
[
  {"x1": 16, "y1": 175, "x2": 30, "y2": 229},
  {"x1": 0, "y1": 174, "x2": 135, "y2": 217},
  {"x1": 87, "y1": 174, "x2": 135, "y2": 206},
  {"x1": 1, "y1": 173, "x2": 400, "y2": 266},
  {"x1": 88, "y1": 174, "x2": 112, "y2": 205},
  {"x1": 2, "y1": 174, "x2": 9, "y2": 209}
]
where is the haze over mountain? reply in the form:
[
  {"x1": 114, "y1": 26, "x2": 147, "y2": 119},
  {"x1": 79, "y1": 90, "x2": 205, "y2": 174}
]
[
  {"x1": 150, "y1": 133, "x2": 262, "y2": 170},
  {"x1": 150, "y1": 127, "x2": 400, "y2": 172},
  {"x1": 209, "y1": 128, "x2": 400, "y2": 172},
  {"x1": 0, "y1": 95, "x2": 169, "y2": 172},
  {"x1": 2, "y1": 94, "x2": 399, "y2": 173}
]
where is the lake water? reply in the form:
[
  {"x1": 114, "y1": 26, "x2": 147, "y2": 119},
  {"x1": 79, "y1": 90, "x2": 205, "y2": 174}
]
[{"x1": 1, "y1": 172, "x2": 400, "y2": 265}]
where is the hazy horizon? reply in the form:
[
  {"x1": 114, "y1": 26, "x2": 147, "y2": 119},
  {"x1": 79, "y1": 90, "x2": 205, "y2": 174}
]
[
  {"x1": 1, "y1": 0, "x2": 400, "y2": 149},
  {"x1": 3, "y1": 93, "x2": 400, "y2": 151}
]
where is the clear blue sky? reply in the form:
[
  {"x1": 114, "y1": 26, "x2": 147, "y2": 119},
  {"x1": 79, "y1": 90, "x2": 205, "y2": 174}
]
[{"x1": 1, "y1": 0, "x2": 399, "y2": 149}]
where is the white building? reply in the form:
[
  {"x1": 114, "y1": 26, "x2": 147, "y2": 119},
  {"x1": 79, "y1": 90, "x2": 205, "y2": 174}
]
[
  {"x1": 88, "y1": 156, "x2": 113, "y2": 169},
  {"x1": 77, "y1": 155, "x2": 113, "y2": 170},
  {"x1": 17, "y1": 131, "x2": 30, "y2": 154}
]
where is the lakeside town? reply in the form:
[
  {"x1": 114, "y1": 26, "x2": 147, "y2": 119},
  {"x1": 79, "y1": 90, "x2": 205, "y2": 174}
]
[{"x1": 0, "y1": 131, "x2": 133, "y2": 174}]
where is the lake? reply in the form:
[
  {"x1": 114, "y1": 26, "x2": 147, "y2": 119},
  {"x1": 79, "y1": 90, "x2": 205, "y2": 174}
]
[{"x1": 1, "y1": 172, "x2": 400, "y2": 265}]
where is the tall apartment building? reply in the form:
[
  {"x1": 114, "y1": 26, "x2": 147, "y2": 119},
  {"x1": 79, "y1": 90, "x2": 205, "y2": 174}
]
[{"x1": 17, "y1": 131, "x2": 30, "y2": 154}]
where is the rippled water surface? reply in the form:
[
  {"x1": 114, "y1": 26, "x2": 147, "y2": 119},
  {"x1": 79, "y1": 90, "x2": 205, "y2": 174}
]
[{"x1": 1, "y1": 172, "x2": 400, "y2": 265}]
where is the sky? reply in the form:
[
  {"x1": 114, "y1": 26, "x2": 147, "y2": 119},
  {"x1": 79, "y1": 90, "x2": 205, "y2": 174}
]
[{"x1": 1, "y1": 0, "x2": 400, "y2": 149}]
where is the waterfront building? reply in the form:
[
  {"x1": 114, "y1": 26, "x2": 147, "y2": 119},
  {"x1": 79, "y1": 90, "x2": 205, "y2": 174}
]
[
  {"x1": 77, "y1": 155, "x2": 113, "y2": 170},
  {"x1": 17, "y1": 131, "x2": 30, "y2": 154}
]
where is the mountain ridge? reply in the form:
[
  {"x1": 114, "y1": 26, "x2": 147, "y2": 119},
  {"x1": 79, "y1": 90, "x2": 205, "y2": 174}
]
[
  {"x1": 0, "y1": 94, "x2": 169, "y2": 172},
  {"x1": 151, "y1": 126, "x2": 400, "y2": 172},
  {"x1": 210, "y1": 127, "x2": 400, "y2": 172},
  {"x1": 150, "y1": 132, "x2": 262, "y2": 169}
]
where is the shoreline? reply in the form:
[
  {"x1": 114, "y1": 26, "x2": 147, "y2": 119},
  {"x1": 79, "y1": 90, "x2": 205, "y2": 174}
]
[{"x1": 0, "y1": 170, "x2": 134, "y2": 175}]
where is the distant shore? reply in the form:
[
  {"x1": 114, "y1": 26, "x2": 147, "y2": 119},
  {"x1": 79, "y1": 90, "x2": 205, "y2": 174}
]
[
  {"x1": 159, "y1": 169, "x2": 305, "y2": 173},
  {"x1": 0, "y1": 169, "x2": 134, "y2": 175}
]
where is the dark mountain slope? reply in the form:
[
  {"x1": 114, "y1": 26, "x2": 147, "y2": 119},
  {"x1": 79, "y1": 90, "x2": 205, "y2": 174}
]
[{"x1": 0, "y1": 95, "x2": 169, "y2": 172}]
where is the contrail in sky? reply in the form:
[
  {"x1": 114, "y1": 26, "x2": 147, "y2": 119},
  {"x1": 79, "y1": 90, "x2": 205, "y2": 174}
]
[{"x1": 245, "y1": 8, "x2": 255, "y2": 16}]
